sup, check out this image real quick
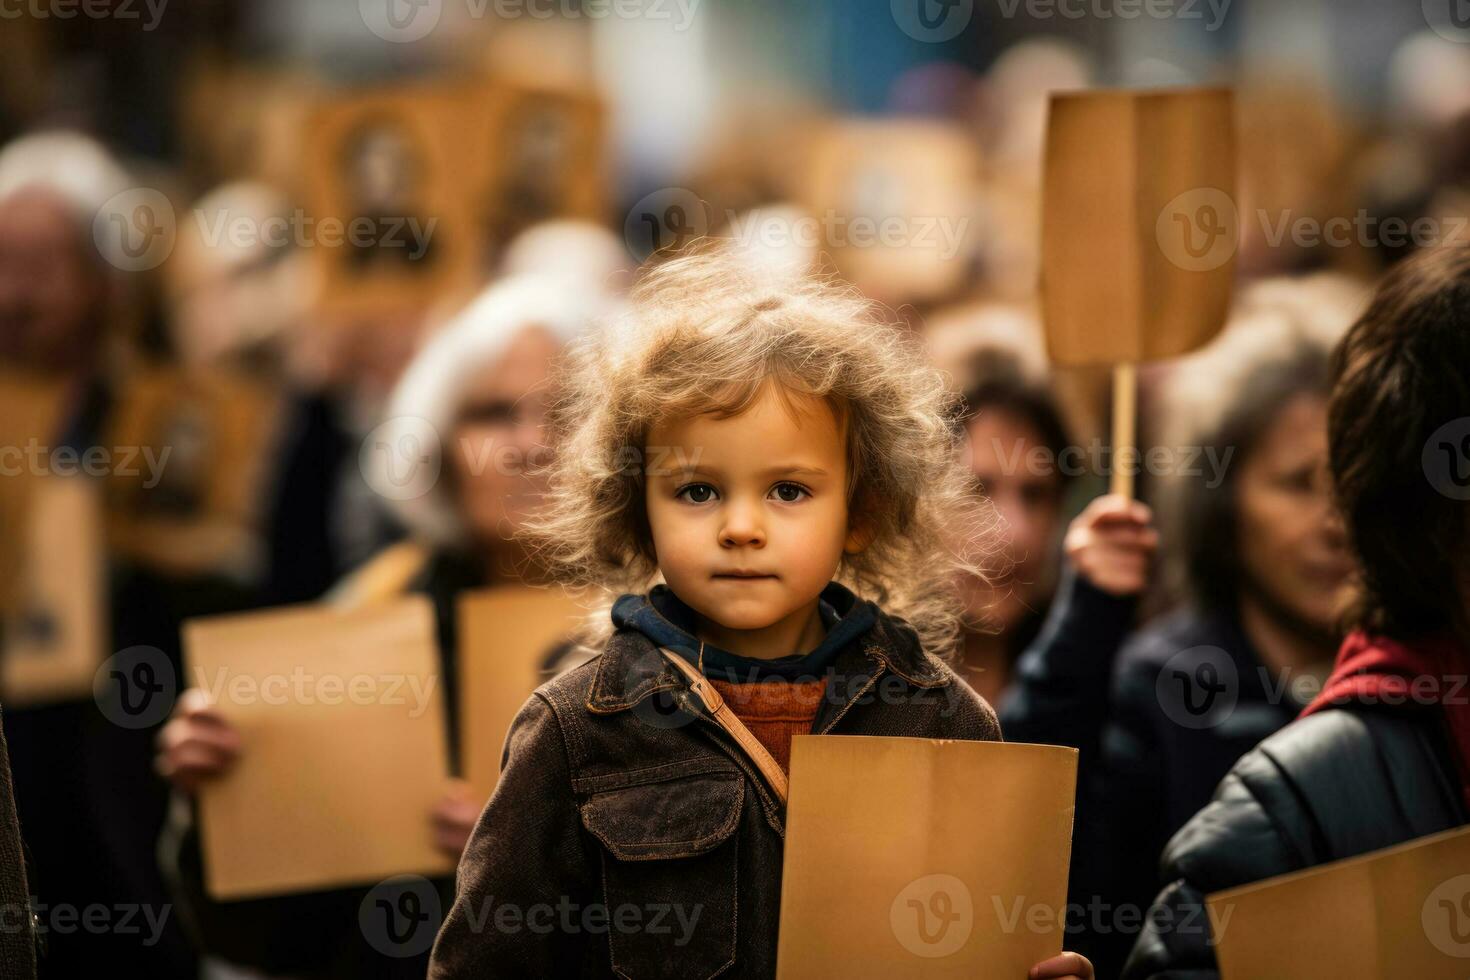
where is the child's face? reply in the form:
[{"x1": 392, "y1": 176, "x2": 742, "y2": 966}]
[{"x1": 644, "y1": 383, "x2": 864, "y2": 638}]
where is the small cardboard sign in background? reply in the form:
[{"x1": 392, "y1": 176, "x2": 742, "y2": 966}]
[
  {"x1": 0, "y1": 374, "x2": 69, "y2": 617},
  {"x1": 185, "y1": 596, "x2": 454, "y2": 899},
  {"x1": 1209, "y1": 825, "x2": 1470, "y2": 979},
  {"x1": 802, "y1": 119, "x2": 981, "y2": 306},
  {"x1": 776, "y1": 736, "x2": 1077, "y2": 978},
  {"x1": 466, "y1": 80, "x2": 606, "y2": 263},
  {"x1": 302, "y1": 85, "x2": 478, "y2": 317},
  {"x1": 457, "y1": 585, "x2": 588, "y2": 802},
  {"x1": 1041, "y1": 87, "x2": 1237, "y2": 368},
  {"x1": 0, "y1": 475, "x2": 105, "y2": 707},
  {"x1": 103, "y1": 366, "x2": 282, "y2": 577}
]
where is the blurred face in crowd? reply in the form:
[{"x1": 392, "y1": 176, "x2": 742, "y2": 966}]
[
  {"x1": 449, "y1": 325, "x2": 562, "y2": 548},
  {"x1": 0, "y1": 189, "x2": 104, "y2": 373},
  {"x1": 963, "y1": 407, "x2": 1066, "y2": 631},
  {"x1": 1234, "y1": 393, "x2": 1353, "y2": 638}
]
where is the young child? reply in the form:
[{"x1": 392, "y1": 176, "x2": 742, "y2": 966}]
[{"x1": 429, "y1": 250, "x2": 1093, "y2": 980}]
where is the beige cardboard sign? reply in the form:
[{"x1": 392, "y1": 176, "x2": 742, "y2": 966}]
[
  {"x1": 303, "y1": 85, "x2": 478, "y2": 317},
  {"x1": 1041, "y1": 88, "x2": 1236, "y2": 367},
  {"x1": 802, "y1": 119, "x2": 981, "y2": 305},
  {"x1": 0, "y1": 475, "x2": 105, "y2": 707},
  {"x1": 184, "y1": 596, "x2": 454, "y2": 899},
  {"x1": 457, "y1": 585, "x2": 588, "y2": 801},
  {"x1": 776, "y1": 736, "x2": 1078, "y2": 978},
  {"x1": 103, "y1": 366, "x2": 282, "y2": 576},
  {"x1": 466, "y1": 80, "x2": 606, "y2": 262},
  {"x1": 1210, "y1": 825, "x2": 1470, "y2": 979},
  {"x1": 0, "y1": 374, "x2": 69, "y2": 615}
]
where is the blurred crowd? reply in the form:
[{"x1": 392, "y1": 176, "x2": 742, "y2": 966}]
[{"x1": 0, "y1": 4, "x2": 1468, "y2": 980}]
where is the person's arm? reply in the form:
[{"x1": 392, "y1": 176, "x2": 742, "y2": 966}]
[
  {"x1": 429, "y1": 692, "x2": 597, "y2": 978},
  {"x1": 998, "y1": 495, "x2": 1157, "y2": 763},
  {"x1": 1121, "y1": 752, "x2": 1307, "y2": 980}
]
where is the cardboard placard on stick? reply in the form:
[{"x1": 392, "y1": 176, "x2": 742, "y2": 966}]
[
  {"x1": 1041, "y1": 88, "x2": 1236, "y2": 497},
  {"x1": 457, "y1": 585, "x2": 588, "y2": 801},
  {"x1": 1209, "y1": 825, "x2": 1470, "y2": 979},
  {"x1": 0, "y1": 475, "x2": 106, "y2": 707},
  {"x1": 184, "y1": 596, "x2": 454, "y2": 899},
  {"x1": 776, "y1": 736, "x2": 1077, "y2": 978}
]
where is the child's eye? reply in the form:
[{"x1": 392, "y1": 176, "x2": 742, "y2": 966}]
[
  {"x1": 675, "y1": 483, "x2": 718, "y2": 504},
  {"x1": 770, "y1": 482, "x2": 810, "y2": 503}
]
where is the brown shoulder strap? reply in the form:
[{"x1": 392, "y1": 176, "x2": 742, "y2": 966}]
[{"x1": 658, "y1": 648, "x2": 789, "y2": 806}]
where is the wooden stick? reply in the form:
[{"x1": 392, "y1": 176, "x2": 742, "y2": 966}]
[{"x1": 1110, "y1": 361, "x2": 1137, "y2": 500}]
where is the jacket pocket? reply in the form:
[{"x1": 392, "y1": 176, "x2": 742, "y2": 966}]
[{"x1": 579, "y1": 769, "x2": 743, "y2": 980}]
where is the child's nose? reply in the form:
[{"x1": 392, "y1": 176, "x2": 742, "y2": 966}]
[{"x1": 718, "y1": 500, "x2": 766, "y2": 548}]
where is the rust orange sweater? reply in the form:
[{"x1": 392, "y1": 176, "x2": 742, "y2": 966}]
[{"x1": 708, "y1": 678, "x2": 827, "y2": 774}]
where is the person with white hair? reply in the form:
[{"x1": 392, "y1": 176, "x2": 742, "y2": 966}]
[
  {"x1": 0, "y1": 129, "x2": 128, "y2": 375},
  {"x1": 0, "y1": 130, "x2": 204, "y2": 978},
  {"x1": 155, "y1": 272, "x2": 607, "y2": 980}
]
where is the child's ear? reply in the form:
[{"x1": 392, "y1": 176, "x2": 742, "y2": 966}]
[{"x1": 844, "y1": 518, "x2": 876, "y2": 555}]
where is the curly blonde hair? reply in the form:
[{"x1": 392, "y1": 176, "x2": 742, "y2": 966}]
[{"x1": 526, "y1": 246, "x2": 997, "y2": 659}]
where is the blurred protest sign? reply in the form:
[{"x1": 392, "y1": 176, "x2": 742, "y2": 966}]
[
  {"x1": 1041, "y1": 87, "x2": 1236, "y2": 498},
  {"x1": 303, "y1": 85, "x2": 477, "y2": 318},
  {"x1": 457, "y1": 585, "x2": 588, "y2": 802},
  {"x1": 467, "y1": 80, "x2": 607, "y2": 266},
  {"x1": 103, "y1": 367, "x2": 281, "y2": 578},
  {"x1": 184, "y1": 596, "x2": 453, "y2": 899},
  {"x1": 0, "y1": 374, "x2": 68, "y2": 616},
  {"x1": 0, "y1": 474, "x2": 105, "y2": 707},
  {"x1": 802, "y1": 119, "x2": 981, "y2": 306},
  {"x1": 1210, "y1": 825, "x2": 1470, "y2": 979},
  {"x1": 777, "y1": 737, "x2": 1077, "y2": 978}
]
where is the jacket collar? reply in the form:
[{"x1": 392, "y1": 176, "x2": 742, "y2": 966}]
[{"x1": 587, "y1": 588, "x2": 949, "y2": 715}]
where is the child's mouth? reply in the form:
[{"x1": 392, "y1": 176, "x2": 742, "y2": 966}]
[{"x1": 712, "y1": 571, "x2": 777, "y2": 580}]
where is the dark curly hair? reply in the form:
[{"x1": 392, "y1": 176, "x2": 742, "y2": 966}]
[{"x1": 1329, "y1": 244, "x2": 1470, "y2": 642}]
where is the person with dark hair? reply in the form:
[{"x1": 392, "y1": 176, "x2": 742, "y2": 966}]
[
  {"x1": 955, "y1": 348, "x2": 1077, "y2": 704},
  {"x1": 999, "y1": 299, "x2": 1359, "y2": 976},
  {"x1": 1123, "y1": 243, "x2": 1470, "y2": 978}
]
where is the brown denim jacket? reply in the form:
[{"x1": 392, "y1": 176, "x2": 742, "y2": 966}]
[{"x1": 428, "y1": 607, "x2": 1001, "y2": 979}]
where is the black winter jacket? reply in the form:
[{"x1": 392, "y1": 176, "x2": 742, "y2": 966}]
[{"x1": 1122, "y1": 706, "x2": 1467, "y2": 978}]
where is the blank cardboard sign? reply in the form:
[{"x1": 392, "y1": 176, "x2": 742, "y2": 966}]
[
  {"x1": 0, "y1": 475, "x2": 105, "y2": 707},
  {"x1": 802, "y1": 119, "x2": 981, "y2": 305},
  {"x1": 777, "y1": 736, "x2": 1077, "y2": 978},
  {"x1": 0, "y1": 374, "x2": 68, "y2": 616},
  {"x1": 1209, "y1": 825, "x2": 1470, "y2": 980},
  {"x1": 457, "y1": 585, "x2": 589, "y2": 802},
  {"x1": 184, "y1": 596, "x2": 454, "y2": 899},
  {"x1": 1041, "y1": 88, "x2": 1236, "y2": 367}
]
